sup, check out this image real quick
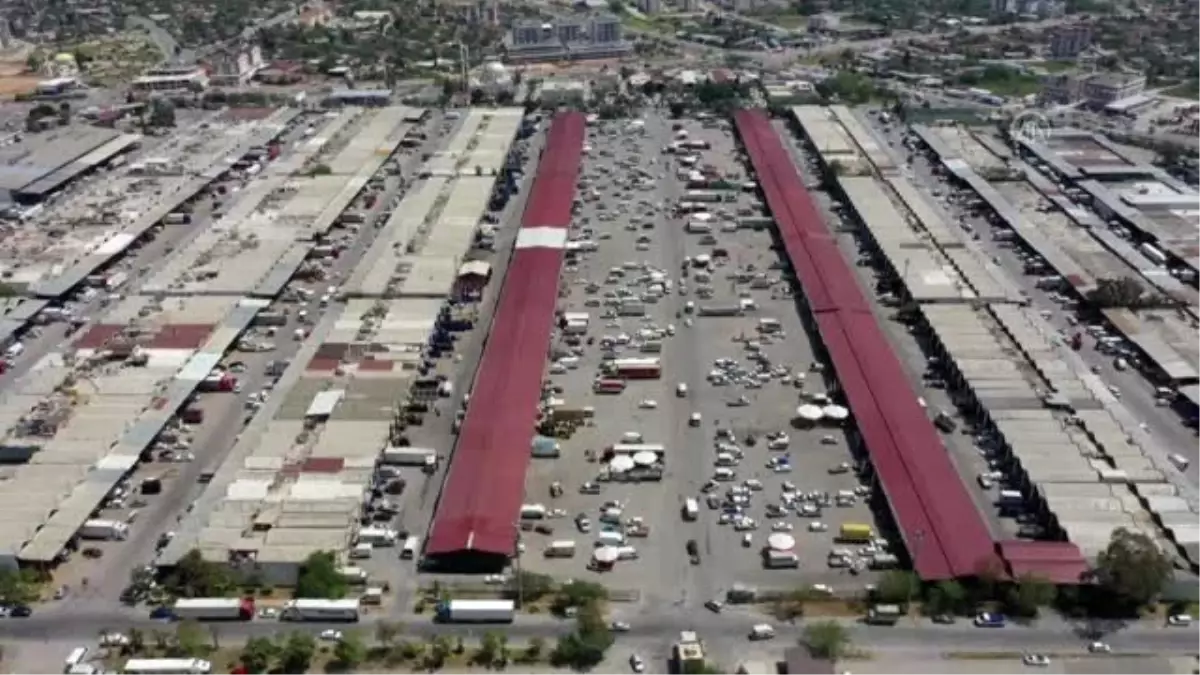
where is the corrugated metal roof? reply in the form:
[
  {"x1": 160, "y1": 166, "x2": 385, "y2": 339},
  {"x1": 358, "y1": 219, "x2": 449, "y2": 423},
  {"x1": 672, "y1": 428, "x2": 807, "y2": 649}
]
[
  {"x1": 736, "y1": 109, "x2": 998, "y2": 581},
  {"x1": 425, "y1": 112, "x2": 585, "y2": 562}
]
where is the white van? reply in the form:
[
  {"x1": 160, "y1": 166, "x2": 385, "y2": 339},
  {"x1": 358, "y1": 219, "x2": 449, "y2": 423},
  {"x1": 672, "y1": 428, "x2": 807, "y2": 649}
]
[
  {"x1": 682, "y1": 498, "x2": 699, "y2": 521},
  {"x1": 714, "y1": 467, "x2": 736, "y2": 481},
  {"x1": 749, "y1": 624, "x2": 776, "y2": 640},
  {"x1": 401, "y1": 536, "x2": 419, "y2": 560},
  {"x1": 596, "y1": 531, "x2": 625, "y2": 547}
]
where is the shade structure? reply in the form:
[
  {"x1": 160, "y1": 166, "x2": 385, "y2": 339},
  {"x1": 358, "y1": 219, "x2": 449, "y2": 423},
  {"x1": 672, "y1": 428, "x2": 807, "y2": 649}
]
[
  {"x1": 593, "y1": 546, "x2": 620, "y2": 563},
  {"x1": 796, "y1": 404, "x2": 824, "y2": 421},
  {"x1": 767, "y1": 533, "x2": 796, "y2": 551},
  {"x1": 632, "y1": 451, "x2": 658, "y2": 466},
  {"x1": 823, "y1": 405, "x2": 849, "y2": 421},
  {"x1": 609, "y1": 455, "x2": 635, "y2": 473}
]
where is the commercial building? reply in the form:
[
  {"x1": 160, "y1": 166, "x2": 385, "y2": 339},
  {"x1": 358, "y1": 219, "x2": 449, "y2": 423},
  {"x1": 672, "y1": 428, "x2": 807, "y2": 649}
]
[
  {"x1": 1042, "y1": 72, "x2": 1146, "y2": 107},
  {"x1": 206, "y1": 45, "x2": 265, "y2": 87},
  {"x1": 131, "y1": 65, "x2": 209, "y2": 94},
  {"x1": 0, "y1": 126, "x2": 140, "y2": 203},
  {"x1": 504, "y1": 15, "x2": 631, "y2": 63},
  {"x1": 424, "y1": 112, "x2": 585, "y2": 571}
]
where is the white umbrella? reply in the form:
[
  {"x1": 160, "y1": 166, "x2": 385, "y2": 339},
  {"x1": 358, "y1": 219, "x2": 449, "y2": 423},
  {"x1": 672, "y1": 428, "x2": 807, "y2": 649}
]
[
  {"x1": 767, "y1": 533, "x2": 795, "y2": 551},
  {"x1": 632, "y1": 451, "x2": 658, "y2": 466},
  {"x1": 823, "y1": 405, "x2": 849, "y2": 421},
  {"x1": 796, "y1": 404, "x2": 824, "y2": 421},
  {"x1": 609, "y1": 455, "x2": 635, "y2": 473},
  {"x1": 593, "y1": 546, "x2": 620, "y2": 563}
]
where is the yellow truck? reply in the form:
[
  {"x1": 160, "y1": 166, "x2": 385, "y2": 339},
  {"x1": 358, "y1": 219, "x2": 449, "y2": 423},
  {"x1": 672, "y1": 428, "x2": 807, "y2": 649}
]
[{"x1": 839, "y1": 523, "x2": 874, "y2": 543}]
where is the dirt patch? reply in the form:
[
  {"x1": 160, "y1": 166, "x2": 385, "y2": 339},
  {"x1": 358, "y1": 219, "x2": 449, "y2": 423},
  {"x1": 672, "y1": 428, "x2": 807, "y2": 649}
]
[{"x1": 0, "y1": 75, "x2": 38, "y2": 97}]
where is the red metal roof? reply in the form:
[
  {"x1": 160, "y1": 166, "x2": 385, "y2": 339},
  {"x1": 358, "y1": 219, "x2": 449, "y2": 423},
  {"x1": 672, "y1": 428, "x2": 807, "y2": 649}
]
[
  {"x1": 306, "y1": 357, "x2": 340, "y2": 372},
  {"x1": 75, "y1": 324, "x2": 124, "y2": 349},
  {"x1": 425, "y1": 113, "x2": 585, "y2": 560},
  {"x1": 734, "y1": 109, "x2": 996, "y2": 581},
  {"x1": 150, "y1": 324, "x2": 213, "y2": 350},
  {"x1": 997, "y1": 540, "x2": 1089, "y2": 584},
  {"x1": 302, "y1": 457, "x2": 345, "y2": 473},
  {"x1": 357, "y1": 359, "x2": 394, "y2": 371},
  {"x1": 520, "y1": 113, "x2": 587, "y2": 229}
]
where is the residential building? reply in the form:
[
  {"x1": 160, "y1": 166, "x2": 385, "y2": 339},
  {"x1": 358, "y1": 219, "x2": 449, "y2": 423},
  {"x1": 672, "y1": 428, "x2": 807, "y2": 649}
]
[
  {"x1": 992, "y1": 0, "x2": 1064, "y2": 16},
  {"x1": 1049, "y1": 24, "x2": 1091, "y2": 58},
  {"x1": 681, "y1": 0, "x2": 700, "y2": 11},
  {"x1": 511, "y1": 21, "x2": 543, "y2": 47},
  {"x1": 639, "y1": 0, "x2": 662, "y2": 13},
  {"x1": 207, "y1": 45, "x2": 264, "y2": 87},
  {"x1": 593, "y1": 14, "x2": 622, "y2": 43},
  {"x1": 808, "y1": 13, "x2": 839, "y2": 31}
]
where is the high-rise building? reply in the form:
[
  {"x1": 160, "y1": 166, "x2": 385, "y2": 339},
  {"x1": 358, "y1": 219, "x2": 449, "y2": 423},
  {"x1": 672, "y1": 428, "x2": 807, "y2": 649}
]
[
  {"x1": 592, "y1": 15, "x2": 622, "y2": 43},
  {"x1": 1049, "y1": 24, "x2": 1091, "y2": 58},
  {"x1": 511, "y1": 21, "x2": 543, "y2": 46},
  {"x1": 639, "y1": 0, "x2": 662, "y2": 13},
  {"x1": 681, "y1": 0, "x2": 700, "y2": 11}
]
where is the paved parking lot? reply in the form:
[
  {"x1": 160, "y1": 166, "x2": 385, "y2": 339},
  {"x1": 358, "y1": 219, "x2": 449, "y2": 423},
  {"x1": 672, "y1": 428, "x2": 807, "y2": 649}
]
[{"x1": 518, "y1": 113, "x2": 886, "y2": 611}]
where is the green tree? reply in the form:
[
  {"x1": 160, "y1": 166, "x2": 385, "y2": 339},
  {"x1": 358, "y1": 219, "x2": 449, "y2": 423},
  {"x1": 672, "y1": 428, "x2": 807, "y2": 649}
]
[
  {"x1": 240, "y1": 636, "x2": 280, "y2": 674},
  {"x1": 875, "y1": 570, "x2": 919, "y2": 606},
  {"x1": 475, "y1": 630, "x2": 503, "y2": 666},
  {"x1": 25, "y1": 51, "x2": 45, "y2": 73},
  {"x1": 295, "y1": 551, "x2": 348, "y2": 599},
  {"x1": 0, "y1": 569, "x2": 37, "y2": 605},
  {"x1": 375, "y1": 620, "x2": 399, "y2": 648},
  {"x1": 803, "y1": 620, "x2": 851, "y2": 660},
  {"x1": 1004, "y1": 575, "x2": 1056, "y2": 618},
  {"x1": 924, "y1": 580, "x2": 968, "y2": 616},
  {"x1": 552, "y1": 580, "x2": 608, "y2": 614},
  {"x1": 425, "y1": 635, "x2": 452, "y2": 670},
  {"x1": 1087, "y1": 277, "x2": 1151, "y2": 309},
  {"x1": 171, "y1": 620, "x2": 208, "y2": 657},
  {"x1": 1094, "y1": 527, "x2": 1174, "y2": 611},
  {"x1": 164, "y1": 550, "x2": 237, "y2": 598},
  {"x1": 550, "y1": 602, "x2": 613, "y2": 669},
  {"x1": 332, "y1": 631, "x2": 367, "y2": 670},
  {"x1": 514, "y1": 570, "x2": 556, "y2": 602},
  {"x1": 280, "y1": 632, "x2": 316, "y2": 674},
  {"x1": 525, "y1": 636, "x2": 546, "y2": 660}
]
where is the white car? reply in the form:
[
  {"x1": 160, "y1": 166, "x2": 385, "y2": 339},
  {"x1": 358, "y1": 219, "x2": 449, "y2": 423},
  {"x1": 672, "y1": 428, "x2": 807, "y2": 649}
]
[
  {"x1": 808, "y1": 521, "x2": 829, "y2": 532},
  {"x1": 1167, "y1": 614, "x2": 1193, "y2": 626},
  {"x1": 100, "y1": 633, "x2": 131, "y2": 647},
  {"x1": 257, "y1": 607, "x2": 279, "y2": 619},
  {"x1": 1087, "y1": 642, "x2": 1111, "y2": 653},
  {"x1": 771, "y1": 522, "x2": 794, "y2": 532},
  {"x1": 630, "y1": 654, "x2": 645, "y2": 673},
  {"x1": 638, "y1": 399, "x2": 658, "y2": 409},
  {"x1": 319, "y1": 629, "x2": 343, "y2": 641},
  {"x1": 611, "y1": 621, "x2": 631, "y2": 632},
  {"x1": 1022, "y1": 654, "x2": 1051, "y2": 667}
]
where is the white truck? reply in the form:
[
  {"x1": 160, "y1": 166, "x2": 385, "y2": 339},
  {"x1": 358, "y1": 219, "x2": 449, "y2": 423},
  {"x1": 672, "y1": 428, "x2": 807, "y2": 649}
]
[
  {"x1": 355, "y1": 526, "x2": 397, "y2": 547},
  {"x1": 79, "y1": 519, "x2": 129, "y2": 541},
  {"x1": 435, "y1": 599, "x2": 515, "y2": 624},
  {"x1": 381, "y1": 446, "x2": 438, "y2": 469},
  {"x1": 544, "y1": 540, "x2": 577, "y2": 558},
  {"x1": 281, "y1": 599, "x2": 361, "y2": 622},
  {"x1": 172, "y1": 598, "x2": 253, "y2": 621}
]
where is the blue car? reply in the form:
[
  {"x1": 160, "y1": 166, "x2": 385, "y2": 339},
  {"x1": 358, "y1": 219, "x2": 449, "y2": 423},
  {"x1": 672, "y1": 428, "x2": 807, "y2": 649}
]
[
  {"x1": 149, "y1": 606, "x2": 174, "y2": 620},
  {"x1": 973, "y1": 612, "x2": 1006, "y2": 627}
]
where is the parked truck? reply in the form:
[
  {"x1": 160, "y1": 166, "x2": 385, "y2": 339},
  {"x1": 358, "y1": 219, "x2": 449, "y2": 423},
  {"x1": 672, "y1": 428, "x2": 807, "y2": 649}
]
[
  {"x1": 172, "y1": 598, "x2": 254, "y2": 621},
  {"x1": 434, "y1": 599, "x2": 515, "y2": 624},
  {"x1": 79, "y1": 519, "x2": 129, "y2": 541},
  {"x1": 838, "y1": 523, "x2": 874, "y2": 543},
  {"x1": 381, "y1": 446, "x2": 438, "y2": 469},
  {"x1": 281, "y1": 599, "x2": 360, "y2": 622}
]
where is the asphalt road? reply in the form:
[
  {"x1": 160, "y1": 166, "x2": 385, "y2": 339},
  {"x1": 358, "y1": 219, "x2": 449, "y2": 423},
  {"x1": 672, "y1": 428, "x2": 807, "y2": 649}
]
[{"x1": 4, "y1": 607, "x2": 1197, "y2": 656}]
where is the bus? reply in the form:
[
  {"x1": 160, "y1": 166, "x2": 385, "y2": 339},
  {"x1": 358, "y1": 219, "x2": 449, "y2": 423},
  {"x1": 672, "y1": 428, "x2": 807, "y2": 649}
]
[{"x1": 123, "y1": 658, "x2": 212, "y2": 674}]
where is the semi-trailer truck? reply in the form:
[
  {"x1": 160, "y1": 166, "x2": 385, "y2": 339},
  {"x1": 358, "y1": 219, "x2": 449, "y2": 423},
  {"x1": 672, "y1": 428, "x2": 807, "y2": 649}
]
[
  {"x1": 281, "y1": 599, "x2": 361, "y2": 622},
  {"x1": 434, "y1": 599, "x2": 516, "y2": 624},
  {"x1": 172, "y1": 598, "x2": 255, "y2": 621}
]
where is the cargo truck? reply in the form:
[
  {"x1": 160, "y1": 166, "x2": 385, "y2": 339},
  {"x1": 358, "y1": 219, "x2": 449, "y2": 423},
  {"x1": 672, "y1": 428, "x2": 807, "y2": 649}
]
[
  {"x1": 434, "y1": 599, "x2": 515, "y2": 624},
  {"x1": 838, "y1": 523, "x2": 874, "y2": 543},
  {"x1": 763, "y1": 550, "x2": 799, "y2": 569},
  {"x1": 380, "y1": 446, "x2": 438, "y2": 469},
  {"x1": 79, "y1": 519, "x2": 129, "y2": 541},
  {"x1": 544, "y1": 540, "x2": 577, "y2": 558},
  {"x1": 172, "y1": 597, "x2": 254, "y2": 621},
  {"x1": 281, "y1": 599, "x2": 360, "y2": 622}
]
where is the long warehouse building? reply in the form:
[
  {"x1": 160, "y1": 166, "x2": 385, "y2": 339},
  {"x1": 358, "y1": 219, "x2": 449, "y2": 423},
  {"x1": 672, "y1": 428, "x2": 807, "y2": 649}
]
[
  {"x1": 423, "y1": 112, "x2": 585, "y2": 570},
  {"x1": 734, "y1": 109, "x2": 997, "y2": 581}
]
